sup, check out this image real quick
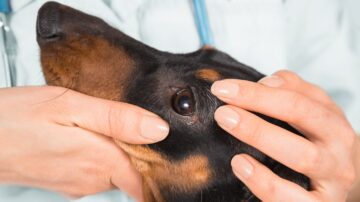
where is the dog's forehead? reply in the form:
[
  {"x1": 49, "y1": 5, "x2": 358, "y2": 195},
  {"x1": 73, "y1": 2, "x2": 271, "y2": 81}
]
[
  {"x1": 149, "y1": 48, "x2": 262, "y2": 85},
  {"x1": 152, "y1": 57, "x2": 224, "y2": 83}
]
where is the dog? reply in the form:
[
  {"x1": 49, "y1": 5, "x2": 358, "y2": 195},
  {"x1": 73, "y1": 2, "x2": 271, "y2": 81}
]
[{"x1": 36, "y1": 2, "x2": 309, "y2": 202}]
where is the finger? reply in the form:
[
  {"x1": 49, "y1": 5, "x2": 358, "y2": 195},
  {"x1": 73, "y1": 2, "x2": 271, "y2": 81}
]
[
  {"x1": 258, "y1": 70, "x2": 343, "y2": 115},
  {"x1": 55, "y1": 89, "x2": 169, "y2": 144},
  {"x1": 231, "y1": 154, "x2": 316, "y2": 202},
  {"x1": 211, "y1": 79, "x2": 345, "y2": 141},
  {"x1": 111, "y1": 149, "x2": 144, "y2": 202},
  {"x1": 215, "y1": 106, "x2": 324, "y2": 177}
]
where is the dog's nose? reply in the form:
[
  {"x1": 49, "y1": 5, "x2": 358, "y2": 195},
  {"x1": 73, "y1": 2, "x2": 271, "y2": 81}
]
[{"x1": 36, "y1": 2, "x2": 62, "y2": 41}]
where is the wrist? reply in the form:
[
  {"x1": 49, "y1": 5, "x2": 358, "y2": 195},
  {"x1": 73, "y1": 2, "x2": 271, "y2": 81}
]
[
  {"x1": 0, "y1": 137, "x2": 18, "y2": 183},
  {"x1": 0, "y1": 160, "x2": 16, "y2": 183}
]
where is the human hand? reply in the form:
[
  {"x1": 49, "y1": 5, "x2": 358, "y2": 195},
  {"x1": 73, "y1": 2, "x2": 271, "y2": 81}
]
[
  {"x1": 211, "y1": 70, "x2": 358, "y2": 201},
  {"x1": 0, "y1": 86, "x2": 169, "y2": 201}
]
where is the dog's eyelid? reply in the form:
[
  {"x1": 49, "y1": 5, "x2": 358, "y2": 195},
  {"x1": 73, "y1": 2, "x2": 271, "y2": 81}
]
[
  {"x1": 169, "y1": 86, "x2": 194, "y2": 92},
  {"x1": 169, "y1": 86, "x2": 181, "y2": 91}
]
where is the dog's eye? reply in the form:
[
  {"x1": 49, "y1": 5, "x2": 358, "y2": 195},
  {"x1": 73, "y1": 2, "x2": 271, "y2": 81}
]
[{"x1": 172, "y1": 89, "x2": 195, "y2": 116}]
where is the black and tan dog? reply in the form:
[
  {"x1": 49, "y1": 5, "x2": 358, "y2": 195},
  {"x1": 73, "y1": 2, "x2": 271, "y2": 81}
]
[{"x1": 36, "y1": 2, "x2": 309, "y2": 202}]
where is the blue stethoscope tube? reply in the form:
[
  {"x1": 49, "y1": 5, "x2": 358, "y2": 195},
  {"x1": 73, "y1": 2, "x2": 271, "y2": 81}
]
[
  {"x1": 192, "y1": 0, "x2": 214, "y2": 47},
  {"x1": 0, "y1": 0, "x2": 11, "y2": 13},
  {"x1": 0, "y1": 0, "x2": 16, "y2": 87}
]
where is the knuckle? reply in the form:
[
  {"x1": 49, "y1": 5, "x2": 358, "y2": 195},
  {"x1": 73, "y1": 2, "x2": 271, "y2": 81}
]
[
  {"x1": 308, "y1": 105, "x2": 333, "y2": 125},
  {"x1": 106, "y1": 103, "x2": 127, "y2": 137},
  {"x1": 287, "y1": 92, "x2": 303, "y2": 109},
  {"x1": 286, "y1": 92, "x2": 310, "y2": 121},
  {"x1": 245, "y1": 120, "x2": 266, "y2": 145},
  {"x1": 275, "y1": 70, "x2": 300, "y2": 82},
  {"x1": 344, "y1": 171, "x2": 356, "y2": 188},
  {"x1": 311, "y1": 84, "x2": 327, "y2": 96},
  {"x1": 240, "y1": 83, "x2": 258, "y2": 102},
  {"x1": 309, "y1": 193, "x2": 322, "y2": 202},
  {"x1": 339, "y1": 164, "x2": 356, "y2": 187},
  {"x1": 342, "y1": 127, "x2": 356, "y2": 148},
  {"x1": 298, "y1": 147, "x2": 321, "y2": 173},
  {"x1": 263, "y1": 181, "x2": 280, "y2": 199},
  {"x1": 286, "y1": 91, "x2": 331, "y2": 124},
  {"x1": 98, "y1": 172, "x2": 113, "y2": 188},
  {"x1": 107, "y1": 103, "x2": 143, "y2": 141},
  {"x1": 310, "y1": 85, "x2": 333, "y2": 104},
  {"x1": 267, "y1": 183, "x2": 277, "y2": 195}
]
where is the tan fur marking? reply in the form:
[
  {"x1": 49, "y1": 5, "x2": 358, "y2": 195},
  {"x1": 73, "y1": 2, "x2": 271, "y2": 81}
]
[
  {"x1": 195, "y1": 68, "x2": 221, "y2": 82},
  {"x1": 115, "y1": 140, "x2": 212, "y2": 201},
  {"x1": 153, "y1": 155, "x2": 211, "y2": 191},
  {"x1": 143, "y1": 176, "x2": 164, "y2": 202}
]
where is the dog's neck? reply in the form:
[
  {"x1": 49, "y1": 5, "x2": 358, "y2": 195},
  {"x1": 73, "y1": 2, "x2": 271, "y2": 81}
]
[{"x1": 142, "y1": 177, "x2": 258, "y2": 202}]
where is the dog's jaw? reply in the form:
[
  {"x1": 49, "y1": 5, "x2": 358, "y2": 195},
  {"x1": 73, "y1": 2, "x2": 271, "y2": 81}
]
[{"x1": 115, "y1": 140, "x2": 213, "y2": 202}]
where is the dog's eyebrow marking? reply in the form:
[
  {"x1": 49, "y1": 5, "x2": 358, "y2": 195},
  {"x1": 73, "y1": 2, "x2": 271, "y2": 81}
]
[
  {"x1": 195, "y1": 68, "x2": 221, "y2": 82},
  {"x1": 115, "y1": 141, "x2": 212, "y2": 202}
]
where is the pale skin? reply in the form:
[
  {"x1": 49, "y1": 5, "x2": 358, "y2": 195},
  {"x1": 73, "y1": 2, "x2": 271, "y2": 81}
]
[
  {"x1": 0, "y1": 86, "x2": 169, "y2": 201},
  {"x1": 211, "y1": 70, "x2": 360, "y2": 202},
  {"x1": 0, "y1": 70, "x2": 359, "y2": 202}
]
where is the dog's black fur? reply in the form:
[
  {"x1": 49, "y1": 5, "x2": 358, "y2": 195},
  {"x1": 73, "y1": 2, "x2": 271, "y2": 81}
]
[{"x1": 36, "y1": 2, "x2": 309, "y2": 202}]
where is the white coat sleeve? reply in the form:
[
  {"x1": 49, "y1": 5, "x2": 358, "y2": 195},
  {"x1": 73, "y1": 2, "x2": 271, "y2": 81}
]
[{"x1": 285, "y1": 0, "x2": 360, "y2": 132}]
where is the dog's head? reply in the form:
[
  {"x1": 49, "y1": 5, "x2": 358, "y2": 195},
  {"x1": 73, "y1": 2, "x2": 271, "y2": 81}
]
[{"x1": 37, "y1": 2, "x2": 309, "y2": 202}]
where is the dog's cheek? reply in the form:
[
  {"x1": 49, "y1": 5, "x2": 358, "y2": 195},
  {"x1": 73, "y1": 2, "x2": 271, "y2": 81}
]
[
  {"x1": 144, "y1": 155, "x2": 213, "y2": 202},
  {"x1": 40, "y1": 35, "x2": 136, "y2": 101},
  {"x1": 75, "y1": 37, "x2": 135, "y2": 101},
  {"x1": 40, "y1": 44, "x2": 80, "y2": 88}
]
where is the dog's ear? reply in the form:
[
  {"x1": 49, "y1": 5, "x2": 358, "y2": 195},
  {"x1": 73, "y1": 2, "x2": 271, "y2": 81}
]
[{"x1": 200, "y1": 47, "x2": 245, "y2": 67}]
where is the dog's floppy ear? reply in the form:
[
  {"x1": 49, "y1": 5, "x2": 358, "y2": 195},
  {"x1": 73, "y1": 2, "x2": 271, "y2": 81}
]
[{"x1": 199, "y1": 47, "x2": 244, "y2": 66}]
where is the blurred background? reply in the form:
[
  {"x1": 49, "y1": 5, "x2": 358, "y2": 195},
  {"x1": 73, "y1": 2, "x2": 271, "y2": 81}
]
[{"x1": 0, "y1": 0, "x2": 359, "y2": 202}]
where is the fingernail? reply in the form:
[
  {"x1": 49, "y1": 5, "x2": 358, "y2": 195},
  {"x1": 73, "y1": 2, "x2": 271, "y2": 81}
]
[
  {"x1": 140, "y1": 116, "x2": 169, "y2": 141},
  {"x1": 211, "y1": 81, "x2": 239, "y2": 98},
  {"x1": 258, "y1": 75, "x2": 284, "y2": 87},
  {"x1": 214, "y1": 106, "x2": 239, "y2": 130},
  {"x1": 231, "y1": 155, "x2": 253, "y2": 179}
]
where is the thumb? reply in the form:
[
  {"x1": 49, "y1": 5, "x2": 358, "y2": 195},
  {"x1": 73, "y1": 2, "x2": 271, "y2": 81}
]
[{"x1": 59, "y1": 90, "x2": 169, "y2": 144}]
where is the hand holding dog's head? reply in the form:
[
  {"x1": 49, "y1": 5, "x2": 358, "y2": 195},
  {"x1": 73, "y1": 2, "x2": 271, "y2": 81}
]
[{"x1": 37, "y1": 2, "x2": 308, "y2": 202}]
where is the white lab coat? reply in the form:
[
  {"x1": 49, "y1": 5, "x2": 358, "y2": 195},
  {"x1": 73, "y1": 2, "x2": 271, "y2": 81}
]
[{"x1": 0, "y1": 0, "x2": 359, "y2": 201}]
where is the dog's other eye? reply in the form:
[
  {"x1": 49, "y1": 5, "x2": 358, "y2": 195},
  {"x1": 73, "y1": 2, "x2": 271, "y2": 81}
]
[{"x1": 172, "y1": 89, "x2": 195, "y2": 116}]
